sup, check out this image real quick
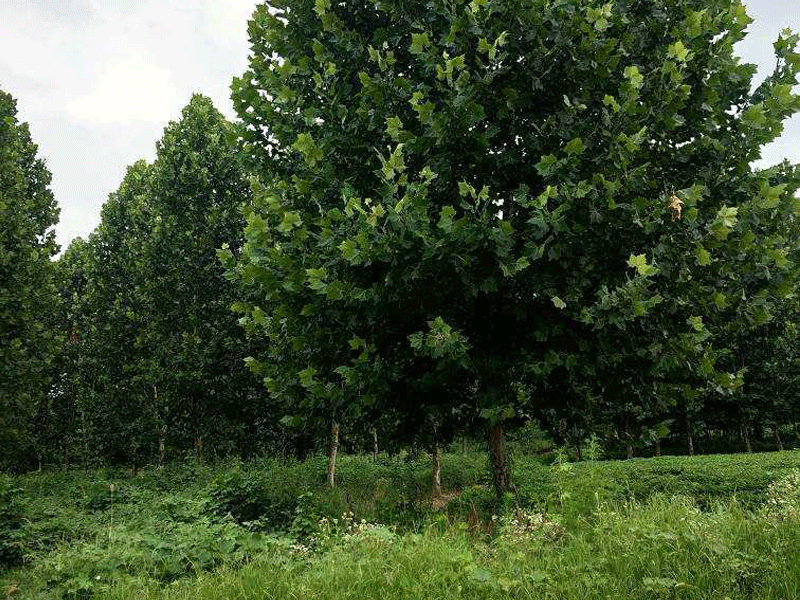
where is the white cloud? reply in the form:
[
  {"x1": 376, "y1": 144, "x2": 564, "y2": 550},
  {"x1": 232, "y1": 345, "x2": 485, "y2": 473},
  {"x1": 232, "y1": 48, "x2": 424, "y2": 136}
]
[
  {"x1": 203, "y1": 0, "x2": 258, "y2": 49},
  {"x1": 66, "y1": 55, "x2": 183, "y2": 124}
]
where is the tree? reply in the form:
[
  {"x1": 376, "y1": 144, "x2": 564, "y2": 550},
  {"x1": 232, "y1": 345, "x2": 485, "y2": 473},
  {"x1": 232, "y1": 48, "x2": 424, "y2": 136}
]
[
  {"x1": 139, "y1": 94, "x2": 257, "y2": 460},
  {"x1": 229, "y1": 0, "x2": 799, "y2": 496},
  {"x1": 0, "y1": 89, "x2": 60, "y2": 470}
]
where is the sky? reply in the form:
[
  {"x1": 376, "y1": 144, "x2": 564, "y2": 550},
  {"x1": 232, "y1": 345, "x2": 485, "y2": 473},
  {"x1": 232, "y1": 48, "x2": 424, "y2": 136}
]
[{"x1": 1, "y1": 1, "x2": 799, "y2": 250}]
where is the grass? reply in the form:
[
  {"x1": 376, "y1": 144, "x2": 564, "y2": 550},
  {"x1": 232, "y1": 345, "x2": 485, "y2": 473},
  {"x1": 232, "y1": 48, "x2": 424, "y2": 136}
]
[
  {"x1": 2, "y1": 451, "x2": 799, "y2": 599},
  {"x1": 99, "y1": 495, "x2": 800, "y2": 600}
]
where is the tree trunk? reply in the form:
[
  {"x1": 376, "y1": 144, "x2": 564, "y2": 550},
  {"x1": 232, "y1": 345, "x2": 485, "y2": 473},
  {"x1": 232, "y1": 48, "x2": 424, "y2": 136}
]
[
  {"x1": 743, "y1": 426, "x2": 753, "y2": 453},
  {"x1": 655, "y1": 439, "x2": 662, "y2": 457},
  {"x1": 63, "y1": 447, "x2": 69, "y2": 471},
  {"x1": 158, "y1": 428, "x2": 166, "y2": 467},
  {"x1": 194, "y1": 435, "x2": 203, "y2": 462},
  {"x1": 326, "y1": 422, "x2": 339, "y2": 488},
  {"x1": 624, "y1": 421, "x2": 633, "y2": 459},
  {"x1": 488, "y1": 423, "x2": 512, "y2": 498},
  {"x1": 81, "y1": 405, "x2": 89, "y2": 474},
  {"x1": 687, "y1": 430, "x2": 695, "y2": 457},
  {"x1": 774, "y1": 428, "x2": 784, "y2": 452},
  {"x1": 372, "y1": 427, "x2": 378, "y2": 462},
  {"x1": 432, "y1": 440, "x2": 442, "y2": 498}
]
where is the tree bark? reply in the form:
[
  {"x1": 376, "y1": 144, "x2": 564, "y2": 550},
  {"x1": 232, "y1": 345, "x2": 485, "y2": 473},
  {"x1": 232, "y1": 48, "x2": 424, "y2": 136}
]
[
  {"x1": 488, "y1": 423, "x2": 512, "y2": 498},
  {"x1": 743, "y1": 426, "x2": 753, "y2": 453},
  {"x1": 775, "y1": 428, "x2": 784, "y2": 452},
  {"x1": 432, "y1": 440, "x2": 442, "y2": 498},
  {"x1": 194, "y1": 435, "x2": 203, "y2": 462},
  {"x1": 372, "y1": 427, "x2": 378, "y2": 462},
  {"x1": 326, "y1": 422, "x2": 339, "y2": 488},
  {"x1": 624, "y1": 422, "x2": 633, "y2": 459},
  {"x1": 655, "y1": 439, "x2": 662, "y2": 457},
  {"x1": 687, "y1": 430, "x2": 695, "y2": 456},
  {"x1": 154, "y1": 385, "x2": 166, "y2": 468},
  {"x1": 158, "y1": 428, "x2": 166, "y2": 468},
  {"x1": 81, "y1": 406, "x2": 89, "y2": 474}
]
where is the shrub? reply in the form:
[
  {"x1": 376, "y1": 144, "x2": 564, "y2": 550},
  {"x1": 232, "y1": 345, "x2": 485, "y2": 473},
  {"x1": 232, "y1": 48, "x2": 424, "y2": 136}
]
[{"x1": 0, "y1": 474, "x2": 26, "y2": 568}]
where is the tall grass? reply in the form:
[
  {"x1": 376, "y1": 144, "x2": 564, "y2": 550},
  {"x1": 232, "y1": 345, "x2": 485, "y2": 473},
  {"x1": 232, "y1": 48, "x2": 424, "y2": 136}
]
[{"x1": 97, "y1": 494, "x2": 800, "y2": 600}]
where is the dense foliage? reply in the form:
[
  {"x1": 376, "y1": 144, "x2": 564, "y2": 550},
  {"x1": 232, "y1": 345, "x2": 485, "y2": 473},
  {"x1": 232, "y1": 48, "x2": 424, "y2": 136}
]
[
  {"x1": 0, "y1": 90, "x2": 60, "y2": 469},
  {"x1": 0, "y1": 2, "x2": 797, "y2": 488},
  {"x1": 224, "y1": 0, "x2": 800, "y2": 494},
  {"x1": 32, "y1": 96, "x2": 272, "y2": 469}
]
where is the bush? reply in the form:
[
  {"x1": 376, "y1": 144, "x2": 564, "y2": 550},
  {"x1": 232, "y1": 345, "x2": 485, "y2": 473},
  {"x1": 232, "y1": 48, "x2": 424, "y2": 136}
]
[{"x1": 0, "y1": 474, "x2": 27, "y2": 568}]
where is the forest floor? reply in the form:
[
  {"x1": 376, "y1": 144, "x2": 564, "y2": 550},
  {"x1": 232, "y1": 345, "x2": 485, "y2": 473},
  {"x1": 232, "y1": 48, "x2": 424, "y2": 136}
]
[{"x1": 2, "y1": 451, "x2": 799, "y2": 599}]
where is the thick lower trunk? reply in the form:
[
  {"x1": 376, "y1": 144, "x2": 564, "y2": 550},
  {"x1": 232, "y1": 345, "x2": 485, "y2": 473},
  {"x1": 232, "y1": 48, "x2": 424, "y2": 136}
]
[
  {"x1": 326, "y1": 422, "x2": 339, "y2": 488},
  {"x1": 194, "y1": 435, "x2": 203, "y2": 462},
  {"x1": 655, "y1": 439, "x2": 662, "y2": 457},
  {"x1": 372, "y1": 427, "x2": 378, "y2": 462},
  {"x1": 488, "y1": 423, "x2": 512, "y2": 498},
  {"x1": 432, "y1": 441, "x2": 442, "y2": 498},
  {"x1": 624, "y1": 422, "x2": 633, "y2": 459},
  {"x1": 775, "y1": 428, "x2": 784, "y2": 452}
]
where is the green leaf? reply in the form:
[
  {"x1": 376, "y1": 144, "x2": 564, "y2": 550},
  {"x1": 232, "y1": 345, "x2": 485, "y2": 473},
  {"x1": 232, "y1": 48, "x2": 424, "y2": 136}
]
[
  {"x1": 292, "y1": 133, "x2": 323, "y2": 165},
  {"x1": 410, "y1": 32, "x2": 430, "y2": 55},
  {"x1": 694, "y1": 245, "x2": 711, "y2": 266},
  {"x1": 386, "y1": 116, "x2": 403, "y2": 141},
  {"x1": 338, "y1": 239, "x2": 359, "y2": 262},
  {"x1": 564, "y1": 137, "x2": 585, "y2": 155},
  {"x1": 667, "y1": 41, "x2": 690, "y2": 63},
  {"x1": 741, "y1": 104, "x2": 767, "y2": 129},
  {"x1": 627, "y1": 254, "x2": 650, "y2": 276},
  {"x1": 278, "y1": 211, "x2": 302, "y2": 234},
  {"x1": 535, "y1": 154, "x2": 558, "y2": 177},
  {"x1": 623, "y1": 66, "x2": 644, "y2": 89},
  {"x1": 438, "y1": 206, "x2": 456, "y2": 232},
  {"x1": 551, "y1": 296, "x2": 566, "y2": 310},
  {"x1": 759, "y1": 181, "x2": 787, "y2": 209}
]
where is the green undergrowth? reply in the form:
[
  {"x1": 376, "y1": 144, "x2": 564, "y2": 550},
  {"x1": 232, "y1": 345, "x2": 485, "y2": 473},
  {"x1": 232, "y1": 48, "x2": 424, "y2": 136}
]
[
  {"x1": 100, "y1": 494, "x2": 800, "y2": 600},
  {"x1": 1, "y1": 451, "x2": 798, "y2": 599}
]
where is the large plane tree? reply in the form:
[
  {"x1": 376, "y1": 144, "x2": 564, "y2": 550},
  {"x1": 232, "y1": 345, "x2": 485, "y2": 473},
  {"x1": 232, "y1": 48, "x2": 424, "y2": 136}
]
[{"x1": 229, "y1": 0, "x2": 799, "y2": 496}]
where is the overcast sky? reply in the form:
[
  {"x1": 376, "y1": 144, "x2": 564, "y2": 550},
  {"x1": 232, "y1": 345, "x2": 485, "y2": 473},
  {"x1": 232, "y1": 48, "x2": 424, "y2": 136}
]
[{"x1": 1, "y1": 1, "x2": 799, "y2": 250}]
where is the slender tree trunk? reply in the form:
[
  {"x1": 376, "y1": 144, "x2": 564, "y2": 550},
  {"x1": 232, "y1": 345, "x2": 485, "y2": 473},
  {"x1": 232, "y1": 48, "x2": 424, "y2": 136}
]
[
  {"x1": 774, "y1": 428, "x2": 784, "y2": 452},
  {"x1": 158, "y1": 428, "x2": 166, "y2": 468},
  {"x1": 743, "y1": 426, "x2": 753, "y2": 453},
  {"x1": 154, "y1": 385, "x2": 166, "y2": 468},
  {"x1": 488, "y1": 423, "x2": 512, "y2": 498},
  {"x1": 326, "y1": 422, "x2": 339, "y2": 488},
  {"x1": 372, "y1": 427, "x2": 378, "y2": 462},
  {"x1": 432, "y1": 440, "x2": 442, "y2": 498},
  {"x1": 63, "y1": 447, "x2": 69, "y2": 471},
  {"x1": 624, "y1": 421, "x2": 633, "y2": 459},
  {"x1": 81, "y1": 406, "x2": 89, "y2": 474},
  {"x1": 655, "y1": 439, "x2": 662, "y2": 457},
  {"x1": 194, "y1": 435, "x2": 203, "y2": 462},
  {"x1": 687, "y1": 430, "x2": 695, "y2": 457}
]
